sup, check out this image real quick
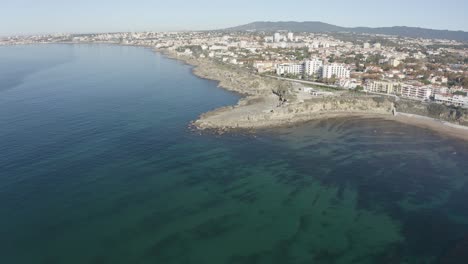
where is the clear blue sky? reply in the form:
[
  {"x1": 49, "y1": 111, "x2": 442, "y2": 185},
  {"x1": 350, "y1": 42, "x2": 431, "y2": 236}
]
[{"x1": 2, "y1": 0, "x2": 467, "y2": 35}]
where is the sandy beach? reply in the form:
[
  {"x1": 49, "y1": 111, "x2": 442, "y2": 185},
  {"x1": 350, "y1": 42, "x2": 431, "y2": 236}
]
[{"x1": 391, "y1": 113, "x2": 468, "y2": 141}]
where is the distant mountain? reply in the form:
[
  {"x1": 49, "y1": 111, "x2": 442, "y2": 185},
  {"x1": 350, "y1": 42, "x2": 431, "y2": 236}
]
[{"x1": 223, "y1": 21, "x2": 468, "y2": 42}]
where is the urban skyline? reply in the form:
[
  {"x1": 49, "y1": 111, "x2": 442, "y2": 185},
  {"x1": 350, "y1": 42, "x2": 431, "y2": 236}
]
[{"x1": 2, "y1": 0, "x2": 468, "y2": 36}]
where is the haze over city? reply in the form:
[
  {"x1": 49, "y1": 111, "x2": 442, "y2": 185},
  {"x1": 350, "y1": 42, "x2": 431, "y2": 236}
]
[{"x1": 2, "y1": 0, "x2": 468, "y2": 35}]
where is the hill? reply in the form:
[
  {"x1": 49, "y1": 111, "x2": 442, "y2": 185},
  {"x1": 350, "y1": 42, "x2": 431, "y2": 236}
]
[{"x1": 223, "y1": 21, "x2": 468, "y2": 42}]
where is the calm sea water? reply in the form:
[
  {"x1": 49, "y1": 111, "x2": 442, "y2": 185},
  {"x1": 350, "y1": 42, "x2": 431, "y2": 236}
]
[{"x1": 1, "y1": 44, "x2": 468, "y2": 264}]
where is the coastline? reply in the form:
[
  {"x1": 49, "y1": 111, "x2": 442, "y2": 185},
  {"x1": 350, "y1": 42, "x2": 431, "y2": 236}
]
[
  {"x1": 6, "y1": 42, "x2": 466, "y2": 140},
  {"x1": 392, "y1": 113, "x2": 468, "y2": 141},
  {"x1": 155, "y1": 48, "x2": 468, "y2": 140}
]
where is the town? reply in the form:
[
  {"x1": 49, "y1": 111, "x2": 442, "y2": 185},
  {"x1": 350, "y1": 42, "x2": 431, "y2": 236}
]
[{"x1": 2, "y1": 30, "x2": 467, "y2": 108}]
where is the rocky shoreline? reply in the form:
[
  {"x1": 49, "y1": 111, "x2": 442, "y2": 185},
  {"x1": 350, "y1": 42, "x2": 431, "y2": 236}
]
[
  {"x1": 157, "y1": 48, "x2": 468, "y2": 140},
  {"x1": 159, "y1": 50, "x2": 394, "y2": 123}
]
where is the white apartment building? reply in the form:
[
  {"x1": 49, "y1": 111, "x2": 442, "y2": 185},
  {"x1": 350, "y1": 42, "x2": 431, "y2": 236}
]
[
  {"x1": 276, "y1": 63, "x2": 304, "y2": 76},
  {"x1": 304, "y1": 59, "x2": 323, "y2": 76},
  {"x1": 428, "y1": 85, "x2": 449, "y2": 96},
  {"x1": 399, "y1": 85, "x2": 432, "y2": 100},
  {"x1": 366, "y1": 80, "x2": 400, "y2": 94},
  {"x1": 322, "y1": 63, "x2": 351, "y2": 79},
  {"x1": 274, "y1": 33, "x2": 283, "y2": 43},
  {"x1": 287, "y1": 32, "x2": 294, "y2": 42},
  {"x1": 434, "y1": 94, "x2": 468, "y2": 108}
]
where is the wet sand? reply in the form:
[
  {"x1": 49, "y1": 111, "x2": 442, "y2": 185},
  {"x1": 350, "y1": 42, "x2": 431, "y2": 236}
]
[{"x1": 391, "y1": 113, "x2": 468, "y2": 141}]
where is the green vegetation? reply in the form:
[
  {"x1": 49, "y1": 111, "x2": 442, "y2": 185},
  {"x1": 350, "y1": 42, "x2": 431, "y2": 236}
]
[
  {"x1": 447, "y1": 74, "x2": 468, "y2": 88},
  {"x1": 428, "y1": 103, "x2": 452, "y2": 117},
  {"x1": 320, "y1": 75, "x2": 337, "y2": 85},
  {"x1": 355, "y1": 85, "x2": 364, "y2": 92},
  {"x1": 176, "y1": 45, "x2": 205, "y2": 57},
  {"x1": 427, "y1": 51, "x2": 465, "y2": 65},
  {"x1": 453, "y1": 91, "x2": 468, "y2": 96},
  {"x1": 282, "y1": 73, "x2": 301, "y2": 79},
  {"x1": 421, "y1": 79, "x2": 431, "y2": 85},
  {"x1": 365, "y1": 54, "x2": 385, "y2": 64},
  {"x1": 272, "y1": 81, "x2": 295, "y2": 102},
  {"x1": 280, "y1": 47, "x2": 311, "y2": 61},
  {"x1": 426, "y1": 44, "x2": 468, "y2": 50}
]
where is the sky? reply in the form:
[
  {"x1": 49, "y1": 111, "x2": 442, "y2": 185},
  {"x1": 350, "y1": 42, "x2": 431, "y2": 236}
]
[{"x1": 1, "y1": 0, "x2": 467, "y2": 36}]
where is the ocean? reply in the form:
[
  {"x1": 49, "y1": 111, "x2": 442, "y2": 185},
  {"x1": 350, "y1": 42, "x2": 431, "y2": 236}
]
[{"x1": 1, "y1": 44, "x2": 468, "y2": 264}]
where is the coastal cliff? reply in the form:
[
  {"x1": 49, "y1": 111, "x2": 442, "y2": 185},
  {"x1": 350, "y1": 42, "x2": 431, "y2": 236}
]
[
  {"x1": 159, "y1": 49, "x2": 468, "y2": 138},
  {"x1": 161, "y1": 50, "x2": 279, "y2": 96},
  {"x1": 194, "y1": 96, "x2": 395, "y2": 130},
  {"x1": 161, "y1": 49, "x2": 394, "y2": 129}
]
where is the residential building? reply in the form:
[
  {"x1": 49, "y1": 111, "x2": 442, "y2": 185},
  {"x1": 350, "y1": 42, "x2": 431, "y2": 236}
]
[
  {"x1": 399, "y1": 85, "x2": 432, "y2": 100},
  {"x1": 274, "y1": 33, "x2": 283, "y2": 43},
  {"x1": 287, "y1": 32, "x2": 294, "y2": 42},
  {"x1": 434, "y1": 94, "x2": 468, "y2": 108},
  {"x1": 276, "y1": 63, "x2": 304, "y2": 76},
  {"x1": 253, "y1": 61, "x2": 276, "y2": 73},
  {"x1": 429, "y1": 86, "x2": 449, "y2": 96},
  {"x1": 322, "y1": 63, "x2": 351, "y2": 79},
  {"x1": 366, "y1": 80, "x2": 400, "y2": 94},
  {"x1": 304, "y1": 58, "x2": 323, "y2": 76}
]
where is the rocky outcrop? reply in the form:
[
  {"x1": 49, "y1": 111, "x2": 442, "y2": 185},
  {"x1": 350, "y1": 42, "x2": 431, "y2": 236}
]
[
  {"x1": 194, "y1": 96, "x2": 395, "y2": 130},
  {"x1": 160, "y1": 50, "x2": 287, "y2": 97}
]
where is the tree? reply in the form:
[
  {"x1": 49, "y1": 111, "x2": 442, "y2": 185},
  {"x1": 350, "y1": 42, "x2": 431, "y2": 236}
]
[
  {"x1": 463, "y1": 77, "x2": 468, "y2": 89},
  {"x1": 453, "y1": 91, "x2": 468, "y2": 96},
  {"x1": 428, "y1": 104, "x2": 446, "y2": 117},
  {"x1": 330, "y1": 74, "x2": 337, "y2": 85},
  {"x1": 421, "y1": 79, "x2": 431, "y2": 85}
]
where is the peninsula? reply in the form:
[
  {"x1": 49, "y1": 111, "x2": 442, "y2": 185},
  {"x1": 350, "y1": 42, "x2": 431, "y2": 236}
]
[{"x1": 162, "y1": 48, "x2": 468, "y2": 140}]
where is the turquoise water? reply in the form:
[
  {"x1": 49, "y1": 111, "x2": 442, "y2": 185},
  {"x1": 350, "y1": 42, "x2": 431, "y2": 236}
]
[{"x1": 1, "y1": 44, "x2": 468, "y2": 264}]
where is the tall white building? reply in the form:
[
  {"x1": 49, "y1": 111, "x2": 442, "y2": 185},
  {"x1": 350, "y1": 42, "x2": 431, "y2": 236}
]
[
  {"x1": 276, "y1": 63, "x2": 304, "y2": 76},
  {"x1": 304, "y1": 58, "x2": 323, "y2": 76},
  {"x1": 287, "y1": 32, "x2": 294, "y2": 42},
  {"x1": 322, "y1": 63, "x2": 351, "y2": 79},
  {"x1": 274, "y1": 33, "x2": 283, "y2": 43}
]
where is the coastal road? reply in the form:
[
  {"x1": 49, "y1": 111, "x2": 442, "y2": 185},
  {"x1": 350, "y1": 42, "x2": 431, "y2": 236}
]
[
  {"x1": 264, "y1": 75, "x2": 341, "y2": 89},
  {"x1": 266, "y1": 75, "x2": 402, "y2": 101}
]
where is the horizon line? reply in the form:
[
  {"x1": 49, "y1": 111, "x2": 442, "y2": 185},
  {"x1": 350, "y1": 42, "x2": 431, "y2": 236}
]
[{"x1": 2, "y1": 20, "x2": 468, "y2": 37}]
